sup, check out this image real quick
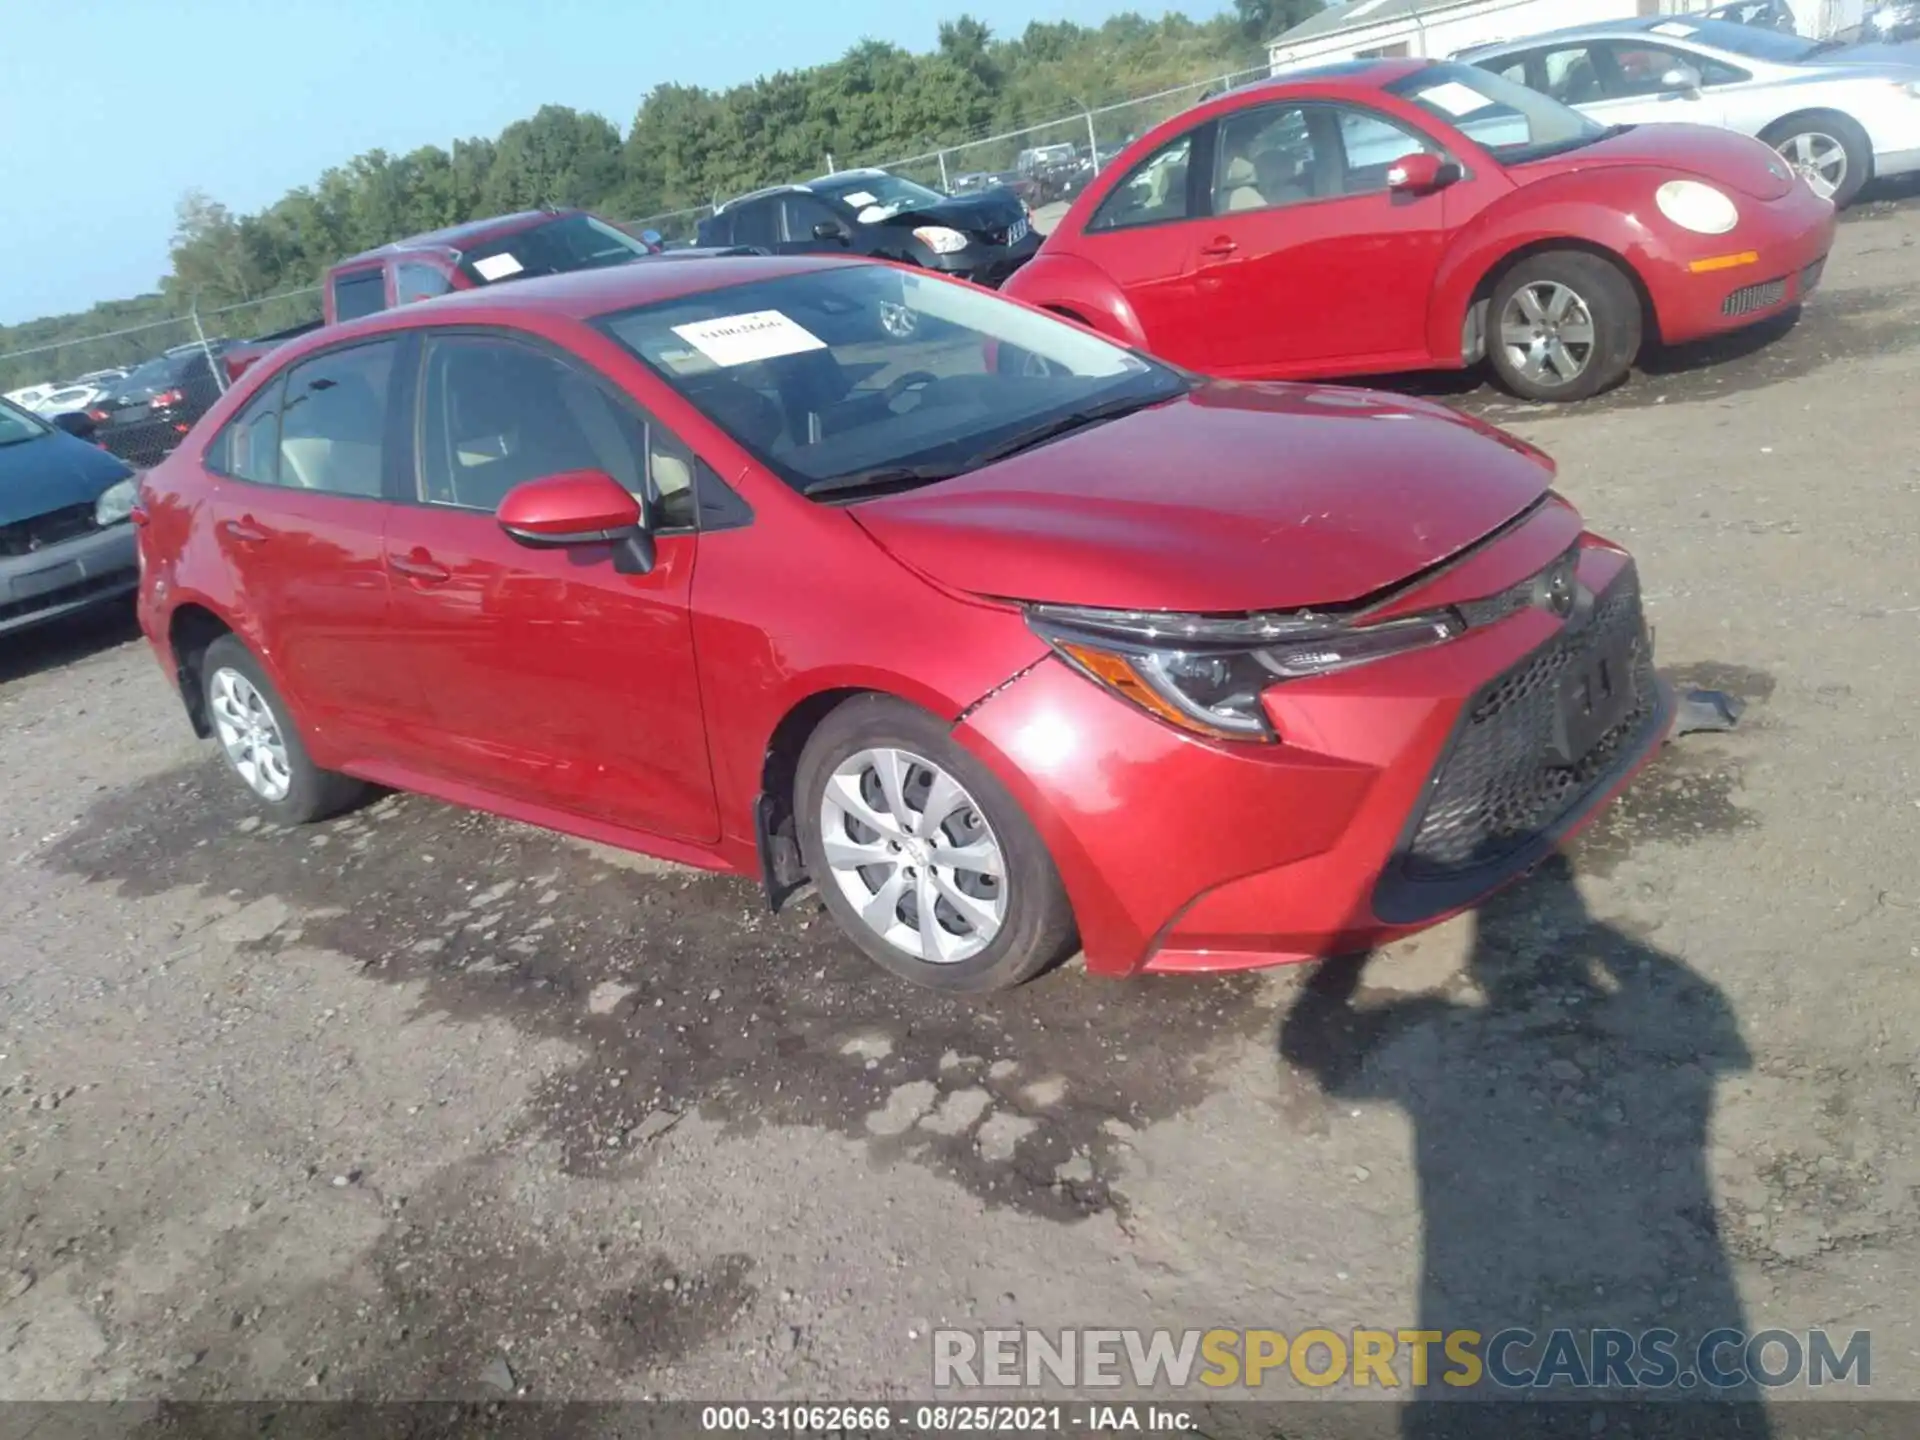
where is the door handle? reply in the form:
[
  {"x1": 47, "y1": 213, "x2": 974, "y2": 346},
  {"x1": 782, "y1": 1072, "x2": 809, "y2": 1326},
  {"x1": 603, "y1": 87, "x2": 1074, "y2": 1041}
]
[
  {"x1": 388, "y1": 551, "x2": 451, "y2": 584},
  {"x1": 1198, "y1": 238, "x2": 1239, "y2": 259},
  {"x1": 219, "y1": 517, "x2": 267, "y2": 544}
]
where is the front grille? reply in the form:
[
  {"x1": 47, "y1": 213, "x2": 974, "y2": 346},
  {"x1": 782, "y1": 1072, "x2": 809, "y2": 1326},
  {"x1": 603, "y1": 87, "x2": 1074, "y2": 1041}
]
[
  {"x1": 1722, "y1": 275, "x2": 1788, "y2": 317},
  {"x1": 1799, "y1": 256, "x2": 1826, "y2": 296},
  {"x1": 0, "y1": 502, "x2": 97, "y2": 558},
  {"x1": 1402, "y1": 566, "x2": 1659, "y2": 880}
]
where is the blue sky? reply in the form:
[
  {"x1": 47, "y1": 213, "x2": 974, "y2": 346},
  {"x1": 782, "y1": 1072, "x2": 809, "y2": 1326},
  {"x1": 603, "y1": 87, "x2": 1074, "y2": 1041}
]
[{"x1": 0, "y1": 0, "x2": 1226, "y2": 326}]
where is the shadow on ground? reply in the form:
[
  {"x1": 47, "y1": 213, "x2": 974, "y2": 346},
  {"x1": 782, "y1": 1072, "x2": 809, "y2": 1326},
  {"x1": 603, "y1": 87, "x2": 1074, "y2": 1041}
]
[
  {"x1": 0, "y1": 603, "x2": 142, "y2": 687},
  {"x1": 1280, "y1": 855, "x2": 1770, "y2": 1437}
]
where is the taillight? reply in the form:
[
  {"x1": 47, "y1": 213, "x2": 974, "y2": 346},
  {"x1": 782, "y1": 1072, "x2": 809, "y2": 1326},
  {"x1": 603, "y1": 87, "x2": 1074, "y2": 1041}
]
[{"x1": 152, "y1": 388, "x2": 183, "y2": 408}]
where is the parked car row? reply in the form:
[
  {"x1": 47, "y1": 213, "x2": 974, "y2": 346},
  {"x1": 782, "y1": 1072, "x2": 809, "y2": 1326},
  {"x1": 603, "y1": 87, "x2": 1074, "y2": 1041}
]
[
  {"x1": 1003, "y1": 57, "x2": 1837, "y2": 401},
  {"x1": 696, "y1": 170, "x2": 1041, "y2": 286},
  {"x1": 1455, "y1": 14, "x2": 1920, "y2": 207}
]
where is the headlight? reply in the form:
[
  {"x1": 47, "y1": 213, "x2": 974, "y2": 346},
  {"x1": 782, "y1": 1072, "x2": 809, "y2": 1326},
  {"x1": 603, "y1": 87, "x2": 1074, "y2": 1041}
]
[
  {"x1": 1655, "y1": 180, "x2": 1739, "y2": 235},
  {"x1": 912, "y1": 225, "x2": 970, "y2": 255},
  {"x1": 94, "y1": 477, "x2": 138, "y2": 527},
  {"x1": 1026, "y1": 603, "x2": 1464, "y2": 742}
]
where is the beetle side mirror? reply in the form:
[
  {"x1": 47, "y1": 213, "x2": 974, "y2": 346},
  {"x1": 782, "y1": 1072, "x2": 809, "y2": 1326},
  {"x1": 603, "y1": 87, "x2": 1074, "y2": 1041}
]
[
  {"x1": 53, "y1": 410, "x2": 98, "y2": 439},
  {"x1": 497, "y1": 469, "x2": 655, "y2": 575},
  {"x1": 1386, "y1": 152, "x2": 1460, "y2": 195},
  {"x1": 639, "y1": 228, "x2": 664, "y2": 251},
  {"x1": 1660, "y1": 64, "x2": 1704, "y2": 93}
]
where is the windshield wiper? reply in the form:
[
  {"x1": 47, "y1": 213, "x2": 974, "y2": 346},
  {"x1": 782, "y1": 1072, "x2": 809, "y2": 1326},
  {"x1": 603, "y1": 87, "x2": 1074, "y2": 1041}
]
[
  {"x1": 966, "y1": 390, "x2": 1169, "y2": 467},
  {"x1": 802, "y1": 462, "x2": 965, "y2": 500}
]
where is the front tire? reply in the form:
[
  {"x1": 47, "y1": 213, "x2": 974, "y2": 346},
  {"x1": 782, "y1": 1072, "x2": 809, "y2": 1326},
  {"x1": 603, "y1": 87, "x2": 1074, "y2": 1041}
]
[
  {"x1": 1487, "y1": 251, "x2": 1641, "y2": 403},
  {"x1": 795, "y1": 695, "x2": 1077, "y2": 992},
  {"x1": 201, "y1": 634, "x2": 369, "y2": 824},
  {"x1": 1763, "y1": 112, "x2": 1870, "y2": 207}
]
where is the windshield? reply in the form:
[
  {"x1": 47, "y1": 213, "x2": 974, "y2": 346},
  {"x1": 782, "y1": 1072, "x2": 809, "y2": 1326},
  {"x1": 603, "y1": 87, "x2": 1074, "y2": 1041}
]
[
  {"x1": 1389, "y1": 62, "x2": 1609, "y2": 163},
  {"x1": 116, "y1": 355, "x2": 178, "y2": 396},
  {"x1": 601, "y1": 264, "x2": 1186, "y2": 498},
  {"x1": 0, "y1": 397, "x2": 50, "y2": 447},
  {"x1": 810, "y1": 173, "x2": 947, "y2": 222},
  {"x1": 1664, "y1": 18, "x2": 1820, "y2": 61},
  {"x1": 457, "y1": 213, "x2": 650, "y2": 285}
]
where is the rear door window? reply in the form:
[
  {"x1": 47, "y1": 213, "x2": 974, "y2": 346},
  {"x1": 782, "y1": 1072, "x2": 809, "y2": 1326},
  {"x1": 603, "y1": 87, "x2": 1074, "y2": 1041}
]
[
  {"x1": 208, "y1": 375, "x2": 286, "y2": 485},
  {"x1": 726, "y1": 200, "x2": 780, "y2": 249},
  {"x1": 331, "y1": 269, "x2": 388, "y2": 322},
  {"x1": 395, "y1": 262, "x2": 452, "y2": 304},
  {"x1": 277, "y1": 341, "x2": 399, "y2": 497}
]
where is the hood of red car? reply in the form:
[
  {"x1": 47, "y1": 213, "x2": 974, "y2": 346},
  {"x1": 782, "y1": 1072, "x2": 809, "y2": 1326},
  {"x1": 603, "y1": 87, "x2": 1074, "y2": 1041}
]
[
  {"x1": 1519, "y1": 122, "x2": 1796, "y2": 201},
  {"x1": 849, "y1": 382, "x2": 1555, "y2": 613}
]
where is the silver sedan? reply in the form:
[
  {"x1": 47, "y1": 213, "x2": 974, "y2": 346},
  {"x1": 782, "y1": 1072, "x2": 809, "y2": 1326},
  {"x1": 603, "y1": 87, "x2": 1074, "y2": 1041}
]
[{"x1": 1457, "y1": 17, "x2": 1920, "y2": 204}]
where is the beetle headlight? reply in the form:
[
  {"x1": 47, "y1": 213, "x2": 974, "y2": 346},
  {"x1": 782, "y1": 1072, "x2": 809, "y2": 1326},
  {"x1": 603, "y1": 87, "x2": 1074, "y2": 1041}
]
[
  {"x1": 1026, "y1": 603, "x2": 1465, "y2": 742},
  {"x1": 94, "y1": 477, "x2": 138, "y2": 527},
  {"x1": 1656, "y1": 180, "x2": 1739, "y2": 235}
]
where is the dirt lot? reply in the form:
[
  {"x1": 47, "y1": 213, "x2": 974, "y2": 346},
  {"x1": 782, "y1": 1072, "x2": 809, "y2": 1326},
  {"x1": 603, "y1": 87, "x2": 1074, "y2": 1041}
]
[{"x1": 4, "y1": 193, "x2": 1919, "y2": 1417}]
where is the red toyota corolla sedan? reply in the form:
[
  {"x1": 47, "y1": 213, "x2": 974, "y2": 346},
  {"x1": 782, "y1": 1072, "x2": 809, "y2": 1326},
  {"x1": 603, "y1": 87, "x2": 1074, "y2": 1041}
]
[
  {"x1": 1002, "y1": 58, "x2": 1836, "y2": 402},
  {"x1": 135, "y1": 256, "x2": 1671, "y2": 991}
]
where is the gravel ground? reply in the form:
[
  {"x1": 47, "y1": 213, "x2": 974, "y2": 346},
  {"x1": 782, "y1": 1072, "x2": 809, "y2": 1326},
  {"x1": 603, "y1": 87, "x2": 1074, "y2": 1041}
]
[{"x1": 3, "y1": 194, "x2": 1918, "y2": 1418}]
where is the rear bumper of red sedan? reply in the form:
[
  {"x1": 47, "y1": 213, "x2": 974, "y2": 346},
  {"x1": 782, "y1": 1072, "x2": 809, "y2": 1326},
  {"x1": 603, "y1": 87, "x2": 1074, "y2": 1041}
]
[
  {"x1": 1643, "y1": 181, "x2": 1837, "y2": 345},
  {"x1": 955, "y1": 538, "x2": 1671, "y2": 978}
]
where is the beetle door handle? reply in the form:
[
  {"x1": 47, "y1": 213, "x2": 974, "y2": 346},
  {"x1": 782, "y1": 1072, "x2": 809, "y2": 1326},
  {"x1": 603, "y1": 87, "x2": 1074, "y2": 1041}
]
[
  {"x1": 1198, "y1": 237, "x2": 1239, "y2": 259},
  {"x1": 219, "y1": 517, "x2": 267, "y2": 544}
]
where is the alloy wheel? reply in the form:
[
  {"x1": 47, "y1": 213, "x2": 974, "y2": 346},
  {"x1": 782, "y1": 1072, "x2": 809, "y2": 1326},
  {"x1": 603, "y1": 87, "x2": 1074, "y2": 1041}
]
[
  {"x1": 818, "y1": 747, "x2": 1008, "y2": 965},
  {"x1": 1776, "y1": 132, "x2": 1847, "y2": 202},
  {"x1": 1498, "y1": 281, "x2": 1597, "y2": 391},
  {"x1": 209, "y1": 667, "x2": 294, "y2": 802}
]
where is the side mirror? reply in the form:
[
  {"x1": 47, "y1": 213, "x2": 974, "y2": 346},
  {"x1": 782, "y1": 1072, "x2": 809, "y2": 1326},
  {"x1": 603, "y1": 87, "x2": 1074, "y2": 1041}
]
[
  {"x1": 1660, "y1": 64, "x2": 1704, "y2": 92},
  {"x1": 1386, "y1": 152, "x2": 1459, "y2": 194},
  {"x1": 497, "y1": 469, "x2": 655, "y2": 574},
  {"x1": 53, "y1": 411, "x2": 97, "y2": 439},
  {"x1": 639, "y1": 228, "x2": 664, "y2": 251},
  {"x1": 812, "y1": 220, "x2": 848, "y2": 241}
]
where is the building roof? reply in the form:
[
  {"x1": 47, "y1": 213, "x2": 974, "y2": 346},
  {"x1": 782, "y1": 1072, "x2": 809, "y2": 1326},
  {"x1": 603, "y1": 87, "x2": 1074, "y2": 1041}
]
[{"x1": 1270, "y1": 0, "x2": 1480, "y2": 48}]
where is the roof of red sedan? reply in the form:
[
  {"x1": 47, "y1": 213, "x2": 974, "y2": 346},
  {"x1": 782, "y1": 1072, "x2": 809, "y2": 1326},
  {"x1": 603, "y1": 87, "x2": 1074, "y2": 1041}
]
[{"x1": 336, "y1": 208, "x2": 578, "y2": 265}]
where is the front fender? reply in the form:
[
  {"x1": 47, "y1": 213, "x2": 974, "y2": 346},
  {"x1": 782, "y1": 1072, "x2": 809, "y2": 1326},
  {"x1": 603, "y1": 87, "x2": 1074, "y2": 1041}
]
[
  {"x1": 1000, "y1": 252, "x2": 1147, "y2": 347},
  {"x1": 1429, "y1": 178, "x2": 1663, "y2": 362}
]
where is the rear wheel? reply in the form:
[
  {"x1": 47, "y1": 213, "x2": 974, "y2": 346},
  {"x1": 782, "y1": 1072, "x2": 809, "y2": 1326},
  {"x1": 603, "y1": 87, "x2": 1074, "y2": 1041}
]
[
  {"x1": 201, "y1": 635, "x2": 369, "y2": 824},
  {"x1": 795, "y1": 695, "x2": 1077, "y2": 992},
  {"x1": 1763, "y1": 112, "x2": 1870, "y2": 207},
  {"x1": 1487, "y1": 251, "x2": 1641, "y2": 403}
]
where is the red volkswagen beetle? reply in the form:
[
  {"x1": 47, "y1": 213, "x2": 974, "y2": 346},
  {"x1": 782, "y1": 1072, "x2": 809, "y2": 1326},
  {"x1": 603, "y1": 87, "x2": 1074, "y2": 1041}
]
[
  {"x1": 1002, "y1": 59, "x2": 1835, "y2": 401},
  {"x1": 136, "y1": 257, "x2": 1671, "y2": 991}
]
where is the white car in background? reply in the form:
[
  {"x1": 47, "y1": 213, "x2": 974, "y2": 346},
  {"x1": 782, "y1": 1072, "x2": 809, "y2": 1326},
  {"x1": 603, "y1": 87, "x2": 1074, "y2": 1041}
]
[
  {"x1": 1458, "y1": 16, "x2": 1920, "y2": 205},
  {"x1": 31, "y1": 381, "x2": 114, "y2": 417},
  {"x1": 4, "y1": 383, "x2": 59, "y2": 411}
]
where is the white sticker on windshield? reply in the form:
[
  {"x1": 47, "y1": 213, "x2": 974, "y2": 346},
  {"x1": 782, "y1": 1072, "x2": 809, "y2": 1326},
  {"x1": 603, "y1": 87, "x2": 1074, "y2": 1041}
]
[
  {"x1": 671, "y1": 310, "x2": 827, "y2": 368},
  {"x1": 1417, "y1": 80, "x2": 1490, "y2": 117},
  {"x1": 472, "y1": 253, "x2": 524, "y2": 281},
  {"x1": 856, "y1": 205, "x2": 890, "y2": 223},
  {"x1": 842, "y1": 191, "x2": 877, "y2": 208},
  {"x1": 1650, "y1": 20, "x2": 1698, "y2": 35}
]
